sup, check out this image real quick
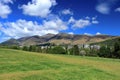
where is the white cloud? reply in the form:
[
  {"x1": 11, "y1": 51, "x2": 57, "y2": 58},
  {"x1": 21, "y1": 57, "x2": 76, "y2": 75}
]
[
  {"x1": 50, "y1": 0, "x2": 57, "y2": 6},
  {"x1": 92, "y1": 20, "x2": 99, "y2": 24},
  {"x1": 73, "y1": 19, "x2": 91, "y2": 28},
  {"x1": 69, "y1": 16, "x2": 99, "y2": 28},
  {"x1": 0, "y1": 0, "x2": 13, "y2": 18},
  {"x1": 0, "y1": 23, "x2": 2, "y2": 27},
  {"x1": 68, "y1": 17, "x2": 75, "y2": 23},
  {"x1": 84, "y1": 32, "x2": 102, "y2": 36},
  {"x1": 96, "y1": 3, "x2": 110, "y2": 14},
  {"x1": 0, "y1": 32, "x2": 1, "y2": 36},
  {"x1": 84, "y1": 33, "x2": 92, "y2": 36},
  {"x1": 0, "y1": 3, "x2": 12, "y2": 18},
  {"x1": 61, "y1": 9, "x2": 73, "y2": 15},
  {"x1": 96, "y1": 0, "x2": 118, "y2": 14},
  {"x1": 92, "y1": 16, "x2": 99, "y2": 24},
  {"x1": 43, "y1": 17, "x2": 67, "y2": 31},
  {"x1": 0, "y1": 0, "x2": 13, "y2": 4},
  {"x1": 96, "y1": 32, "x2": 101, "y2": 35},
  {"x1": 0, "y1": 17, "x2": 67, "y2": 38},
  {"x1": 115, "y1": 7, "x2": 120, "y2": 12},
  {"x1": 85, "y1": 16, "x2": 90, "y2": 20},
  {"x1": 68, "y1": 32, "x2": 74, "y2": 35},
  {"x1": 92, "y1": 16, "x2": 97, "y2": 20},
  {"x1": 20, "y1": 0, "x2": 57, "y2": 17}
]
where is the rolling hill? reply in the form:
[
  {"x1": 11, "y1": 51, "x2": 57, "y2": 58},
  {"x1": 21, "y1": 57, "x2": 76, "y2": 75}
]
[
  {"x1": 0, "y1": 33, "x2": 117, "y2": 46},
  {"x1": 0, "y1": 48, "x2": 120, "y2": 80},
  {"x1": 91, "y1": 37, "x2": 120, "y2": 46}
]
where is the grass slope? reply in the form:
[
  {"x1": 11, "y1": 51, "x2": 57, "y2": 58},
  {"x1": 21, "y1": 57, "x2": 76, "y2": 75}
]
[
  {"x1": 0, "y1": 48, "x2": 120, "y2": 80},
  {"x1": 91, "y1": 37, "x2": 120, "y2": 46}
]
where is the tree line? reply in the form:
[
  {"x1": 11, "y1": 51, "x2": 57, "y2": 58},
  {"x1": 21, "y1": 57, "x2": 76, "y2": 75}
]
[{"x1": 1, "y1": 38, "x2": 120, "y2": 59}]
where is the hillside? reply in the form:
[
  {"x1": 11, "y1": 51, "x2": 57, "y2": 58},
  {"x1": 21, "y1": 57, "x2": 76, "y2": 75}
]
[
  {"x1": 91, "y1": 37, "x2": 120, "y2": 46},
  {"x1": 0, "y1": 48, "x2": 120, "y2": 80},
  {"x1": 0, "y1": 33, "x2": 116, "y2": 46}
]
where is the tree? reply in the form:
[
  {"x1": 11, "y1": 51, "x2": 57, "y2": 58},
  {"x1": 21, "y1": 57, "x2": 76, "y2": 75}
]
[
  {"x1": 64, "y1": 45, "x2": 68, "y2": 55},
  {"x1": 105, "y1": 47, "x2": 111, "y2": 58},
  {"x1": 51, "y1": 46, "x2": 66, "y2": 54},
  {"x1": 87, "y1": 49, "x2": 98, "y2": 57},
  {"x1": 113, "y1": 38, "x2": 120, "y2": 58},
  {"x1": 29, "y1": 45, "x2": 36, "y2": 52},
  {"x1": 98, "y1": 46, "x2": 111, "y2": 58},
  {"x1": 69, "y1": 48, "x2": 74, "y2": 55},
  {"x1": 22, "y1": 46, "x2": 29, "y2": 51},
  {"x1": 72, "y1": 45, "x2": 79, "y2": 55},
  {"x1": 11, "y1": 46, "x2": 20, "y2": 50},
  {"x1": 36, "y1": 46, "x2": 42, "y2": 52}
]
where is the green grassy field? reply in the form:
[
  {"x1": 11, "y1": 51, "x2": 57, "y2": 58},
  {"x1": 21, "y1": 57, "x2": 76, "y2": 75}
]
[{"x1": 0, "y1": 48, "x2": 120, "y2": 80}]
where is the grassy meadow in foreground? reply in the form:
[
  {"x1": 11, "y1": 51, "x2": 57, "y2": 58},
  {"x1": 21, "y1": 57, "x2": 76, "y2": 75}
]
[{"x1": 0, "y1": 48, "x2": 120, "y2": 80}]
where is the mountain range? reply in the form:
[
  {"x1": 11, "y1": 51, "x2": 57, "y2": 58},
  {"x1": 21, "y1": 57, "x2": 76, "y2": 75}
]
[{"x1": 0, "y1": 33, "x2": 118, "y2": 46}]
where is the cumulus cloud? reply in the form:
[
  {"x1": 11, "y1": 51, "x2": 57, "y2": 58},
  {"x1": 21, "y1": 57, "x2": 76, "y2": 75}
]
[
  {"x1": 20, "y1": 0, "x2": 57, "y2": 17},
  {"x1": 96, "y1": 0, "x2": 118, "y2": 14},
  {"x1": 72, "y1": 19, "x2": 91, "y2": 28},
  {"x1": 115, "y1": 7, "x2": 120, "y2": 12},
  {"x1": 0, "y1": 0, "x2": 13, "y2": 18},
  {"x1": 0, "y1": 32, "x2": 1, "y2": 36},
  {"x1": 43, "y1": 17, "x2": 67, "y2": 31},
  {"x1": 84, "y1": 33, "x2": 92, "y2": 36},
  {"x1": 96, "y1": 32, "x2": 101, "y2": 35},
  {"x1": 0, "y1": 3, "x2": 12, "y2": 18},
  {"x1": 68, "y1": 17, "x2": 75, "y2": 23},
  {"x1": 92, "y1": 20, "x2": 99, "y2": 24},
  {"x1": 68, "y1": 16, "x2": 99, "y2": 28},
  {"x1": 61, "y1": 9, "x2": 73, "y2": 15},
  {"x1": 84, "y1": 32, "x2": 102, "y2": 36},
  {"x1": 92, "y1": 16, "x2": 99, "y2": 24},
  {"x1": 96, "y1": 3, "x2": 110, "y2": 14},
  {"x1": 0, "y1": 15, "x2": 99, "y2": 39},
  {"x1": 85, "y1": 16, "x2": 90, "y2": 20},
  {"x1": 0, "y1": 17, "x2": 67, "y2": 38},
  {"x1": 0, "y1": 0, "x2": 13, "y2": 4},
  {"x1": 68, "y1": 32, "x2": 74, "y2": 35}
]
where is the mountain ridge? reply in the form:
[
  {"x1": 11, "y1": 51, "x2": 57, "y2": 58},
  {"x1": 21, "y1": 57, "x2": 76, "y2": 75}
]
[{"x1": 0, "y1": 33, "x2": 118, "y2": 46}]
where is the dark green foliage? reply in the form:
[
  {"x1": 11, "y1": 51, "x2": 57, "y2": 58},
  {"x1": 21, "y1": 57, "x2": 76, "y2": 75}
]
[
  {"x1": 98, "y1": 46, "x2": 106, "y2": 57},
  {"x1": 116, "y1": 50, "x2": 120, "y2": 58},
  {"x1": 73, "y1": 45, "x2": 79, "y2": 55},
  {"x1": 87, "y1": 49, "x2": 98, "y2": 57},
  {"x1": 29, "y1": 45, "x2": 36, "y2": 52},
  {"x1": 22, "y1": 46, "x2": 29, "y2": 51},
  {"x1": 69, "y1": 48, "x2": 74, "y2": 55},
  {"x1": 65, "y1": 45, "x2": 68, "y2": 54},
  {"x1": 11, "y1": 46, "x2": 20, "y2": 50},
  {"x1": 0, "y1": 45, "x2": 21, "y2": 50},
  {"x1": 45, "y1": 46, "x2": 51, "y2": 53},
  {"x1": 98, "y1": 46, "x2": 111, "y2": 58},
  {"x1": 112, "y1": 39, "x2": 120, "y2": 58},
  {"x1": 114, "y1": 42, "x2": 120, "y2": 52},
  {"x1": 36, "y1": 47, "x2": 42, "y2": 52},
  {"x1": 69, "y1": 45, "x2": 79, "y2": 55},
  {"x1": 42, "y1": 48, "x2": 47, "y2": 53},
  {"x1": 50, "y1": 46, "x2": 66, "y2": 54}
]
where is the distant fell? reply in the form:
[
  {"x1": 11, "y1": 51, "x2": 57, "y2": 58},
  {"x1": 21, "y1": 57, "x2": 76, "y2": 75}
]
[{"x1": 0, "y1": 33, "x2": 118, "y2": 46}]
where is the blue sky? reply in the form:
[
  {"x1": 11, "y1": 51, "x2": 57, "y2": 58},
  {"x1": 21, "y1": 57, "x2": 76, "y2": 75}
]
[{"x1": 0, "y1": 0, "x2": 120, "y2": 42}]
